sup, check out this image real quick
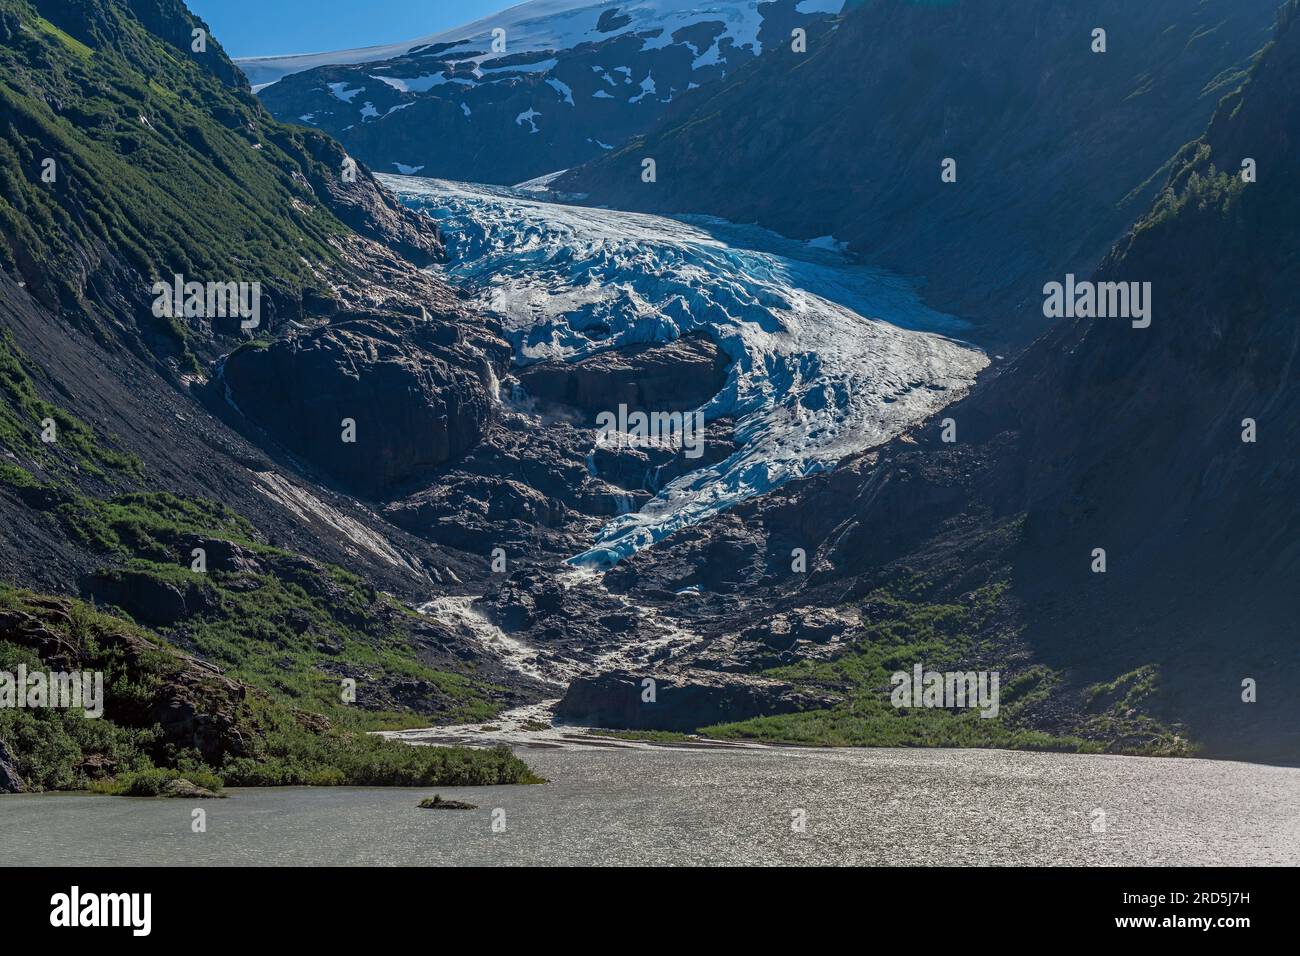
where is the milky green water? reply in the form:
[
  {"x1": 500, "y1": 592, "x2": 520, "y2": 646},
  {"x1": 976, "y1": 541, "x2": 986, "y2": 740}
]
[{"x1": 2, "y1": 747, "x2": 1296, "y2": 866}]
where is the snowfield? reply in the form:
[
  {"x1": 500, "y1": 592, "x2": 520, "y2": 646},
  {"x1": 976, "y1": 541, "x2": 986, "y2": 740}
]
[
  {"x1": 383, "y1": 174, "x2": 988, "y2": 566},
  {"x1": 237, "y1": 0, "x2": 844, "y2": 87}
]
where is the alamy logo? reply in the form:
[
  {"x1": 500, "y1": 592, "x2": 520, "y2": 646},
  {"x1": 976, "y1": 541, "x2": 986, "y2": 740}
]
[
  {"x1": 1042, "y1": 273, "x2": 1151, "y2": 328},
  {"x1": 151, "y1": 274, "x2": 261, "y2": 330},
  {"x1": 890, "y1": 663, "x2": 1000, "y2": 718},
  {"x1": 50, "y1": 886, "x2": 151, "y2": 936},
  {"x1": 595, "y1": 403, "x2": 705, "y2": 459},
  {"x1": 0, "y1": 666, "x2": 102, "y2": 717}
]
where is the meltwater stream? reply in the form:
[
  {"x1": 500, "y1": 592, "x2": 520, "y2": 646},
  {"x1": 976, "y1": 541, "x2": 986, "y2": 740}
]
[
  {"x1": 383, "y1": 174, "x2": 988, "y2": 566},
  {"x1": 406, "y1": 567, "x2": 702, "y2": 732}
]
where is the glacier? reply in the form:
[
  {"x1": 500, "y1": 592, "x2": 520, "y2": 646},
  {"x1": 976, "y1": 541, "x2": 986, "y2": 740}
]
[{"x1": 382, "y1": 174, "x2": 988, "y2": 566}]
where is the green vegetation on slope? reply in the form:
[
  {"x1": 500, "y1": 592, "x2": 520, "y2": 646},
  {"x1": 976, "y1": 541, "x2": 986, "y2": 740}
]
[
  {"x1": 0, "y1": 329, "x2": 143, "y2": 483},
  {"x1": 1, "y1": 474, "x2": 508, "y2": 730},
  {"x1": 0, "y1": 0, "x2": 351, "y2": 337},
  {"x1": 0, "y1": 323, "x2": 502, "y2": 736},
  {"x1": 0, "y1": 1, "x2": 520, "y2": 792},
  {"x1": 0, "y1": 585, "x2": 541, "y2": 792},
  {"x1": 95, "y1": 554, "x2": 503, "y2": 729},
  {"x1": 0, "y1": 335, "x2": 518, "y2": 791},
  {"x1": 702, "y1": 583, "x2": 1191, "y2": 755}
]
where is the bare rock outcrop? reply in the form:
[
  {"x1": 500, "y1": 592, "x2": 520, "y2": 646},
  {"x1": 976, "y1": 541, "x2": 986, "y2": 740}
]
[
  {"x1": 555, "y1": 668, "x2": 837, "y2": 732},
  {"x1": 222, "y1": 313, "x2": 506, "y2": 496}
]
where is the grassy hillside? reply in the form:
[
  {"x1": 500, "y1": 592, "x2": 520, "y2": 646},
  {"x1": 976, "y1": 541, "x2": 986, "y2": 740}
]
[
  {"x1": 0, "y1": 0, "x2": 444, "y2": 369},
  {"x1": 0, "y1": 1, "x2": 342, "y2": 308},
  {"x1": 702, "y1": 582, "x2": 1189, "y2": 755},
  {"x1": 1, "y1": 325, "x2": 530, "y2": 791},
  {"x1": 0, "y1": 0, "x2": 534, "y2": 793},
  {"x1": 0, "y1": 586, "x2": 539, "y2": 792}
]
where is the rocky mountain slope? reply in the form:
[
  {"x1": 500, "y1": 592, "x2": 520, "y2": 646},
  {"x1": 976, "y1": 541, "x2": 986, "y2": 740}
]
[
  {"x1": 4, "y1": 0, "x2": 1293, "y2": 778},
  {"x1": 0, "y1": 0, "x2": 555, "y2": 790},
  {"x1": 246, "y1": 0, "x2": 841, "y2": 185},
  {"x1": 0, "y1": 0, "x2": 795, "y2": 788},
  {"x1": 0, "y1": 0, "x2": 509, "y2": 599},
  {"x1": 558, "y1": 0, "x2": 1281, "y2": 346},
  {"x1": 569, "y1": 2, "x2": 1300, "y2": 763}
]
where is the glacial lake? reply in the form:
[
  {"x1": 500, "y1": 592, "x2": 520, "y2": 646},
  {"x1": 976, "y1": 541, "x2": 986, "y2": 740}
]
[{"x1": 3, "y1": 746, "x2": 1297, "y2": 866}]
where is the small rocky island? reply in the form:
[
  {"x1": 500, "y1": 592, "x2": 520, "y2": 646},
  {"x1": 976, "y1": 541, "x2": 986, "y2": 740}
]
[{"x1": 418, "y1": 795, "x2": 478, "y2": 810}]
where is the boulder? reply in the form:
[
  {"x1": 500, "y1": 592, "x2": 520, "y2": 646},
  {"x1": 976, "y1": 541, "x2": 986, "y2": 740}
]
[
  {"x1": 418, "y1": 795, "x2": 477, "y2": 810},
  {"x1": 384, "y1": 474, "x2": 565, "y2": 549},
  {"x1": 742, "y1": 608, "x2": 853, "y2": 649},
  {"x1": 159, "y1": 778, "x2": 223, "y2": 799},
  {"x1": 84, "y1": 570, "x2": 194, "y2": 627},
  {"x1": 176, "y1": 536, "x2": 262, "y2": 575},
  {"x1": 516, "y1": 334, "x2": 730, "y2": 417}
]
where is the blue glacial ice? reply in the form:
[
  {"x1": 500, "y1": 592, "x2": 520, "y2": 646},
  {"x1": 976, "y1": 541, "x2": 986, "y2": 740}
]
[{"x1": 382, "y1": 174, "x2": 988, "y2": 567}]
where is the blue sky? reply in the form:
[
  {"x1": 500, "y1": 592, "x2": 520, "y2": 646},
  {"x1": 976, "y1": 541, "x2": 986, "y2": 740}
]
[{"x1": 188, "y1": 0, "x2": 509, "y2": 58}]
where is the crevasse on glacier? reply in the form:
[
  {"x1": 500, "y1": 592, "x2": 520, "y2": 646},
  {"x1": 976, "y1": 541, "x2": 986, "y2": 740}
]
[{"x1": 383, "y1": 174, "x2": 988, "y2": 566}]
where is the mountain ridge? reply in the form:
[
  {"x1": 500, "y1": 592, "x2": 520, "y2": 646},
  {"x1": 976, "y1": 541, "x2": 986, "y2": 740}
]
[
  {"x1": 557, "y1": 0, "x2": 1281, "y2": 347},
  {"x1": 582, "y1": 1, "x2": 1300, "y2": 762},
  {"x1": 3, "y1": 0, "x2": 1295, "y2": 782},
  {"x1": 247, "y1": 0, "x2": 842, "y2": 186}
]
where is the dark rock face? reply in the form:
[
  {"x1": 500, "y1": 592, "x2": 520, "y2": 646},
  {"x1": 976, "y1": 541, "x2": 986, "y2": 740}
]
[
  {"x1": 288, "y1": 127, "x2": 446, "y2": 266},
  {"x1": 252, "y1": 1, "x2": 836, "y2": 186},
  {"x1": 479, "y1": 569, "x2": 567, "y2": 633},
  {"x1": 84, "y1": 568, "x2": 204, "y2": 627},
  {"x1": 379, "y1": 340, "x2": 739, "y2": 557},
  {"x1": 375, "y1": 335, "x2": 737, "y2": 552},
  {"x1": 595, "y1": 9, "x2": 633, "y2": 33},
  {"x1": 384, "y1": 475, "x2": 567, "y2": 551},
  {"x1": 382, "y1": 409, "x2": 607, "y2": 556},
  {"x1": 555, "y1": 668, "x2": 836, "y2": 732},
  {"x1": 222, "y1": 313, "x2": 504, "y2": 496},
  {"x1": 147, "y1": 665, "x2": 249, "y2": 764},
  {"x1": 561, "y1": 0, "x2": 1280, "y2": 346},
  {"x1": 604, "y1": 512, "x2": 773, "y2": 594},
  {"x1": 593, "y1": 416, "x2": 737, "y2": 494},
  {"x1": 516, "y1": 334, "x2": 731, "y2": 417},
  {"x1": 0, "y1": 738, "x2": 24, "y2": 794}
]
